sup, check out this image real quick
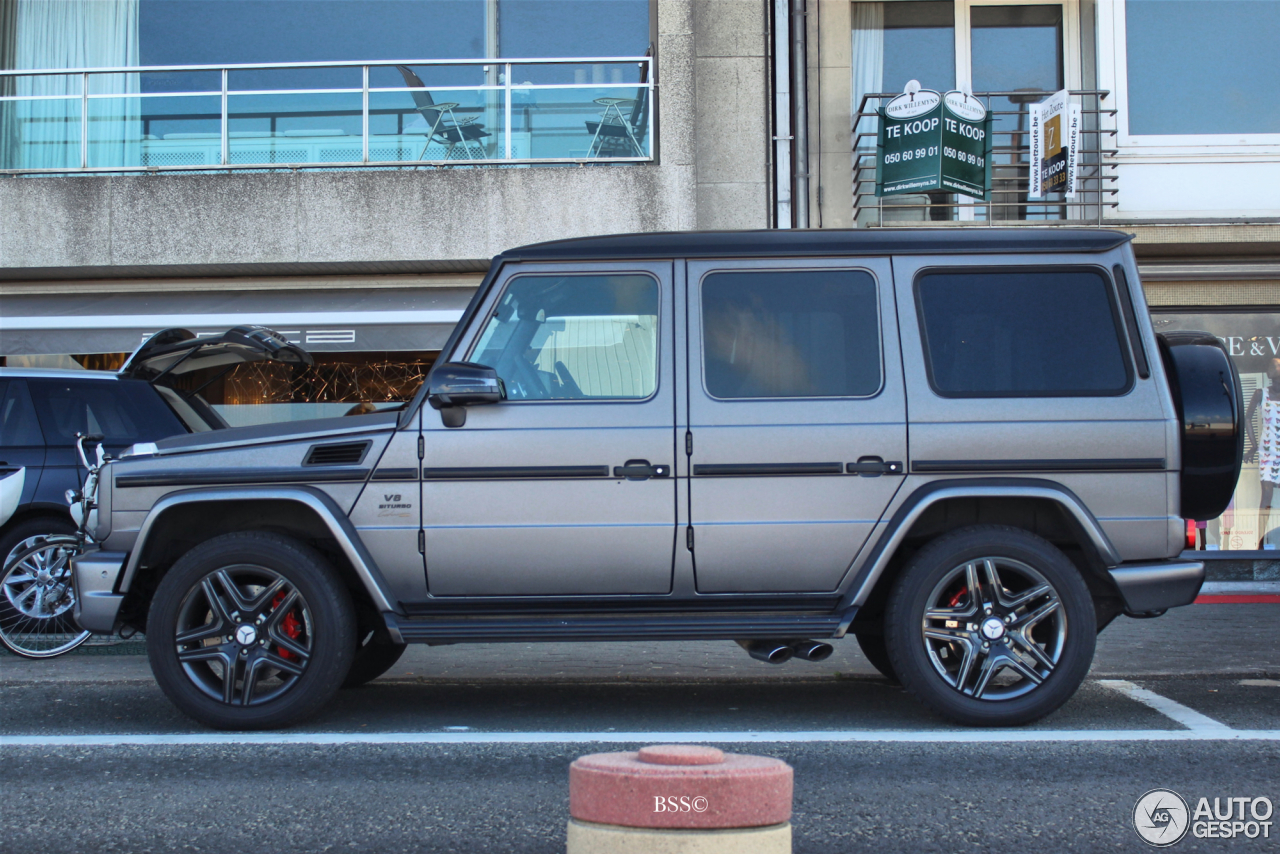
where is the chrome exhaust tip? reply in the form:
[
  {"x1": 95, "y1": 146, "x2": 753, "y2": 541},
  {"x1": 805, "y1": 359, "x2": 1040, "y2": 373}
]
[
  {"x1": 736, "y1": 639, "x2": 795, "y2": 664},
  {"x1": 788, "y1": 639, "x2": 834, "y2": 662}
]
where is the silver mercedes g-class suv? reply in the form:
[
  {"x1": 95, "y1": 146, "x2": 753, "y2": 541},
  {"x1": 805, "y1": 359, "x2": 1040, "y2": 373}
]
[{"x1": 73, "y1": 229, "x2": 1241, "y2": 730}]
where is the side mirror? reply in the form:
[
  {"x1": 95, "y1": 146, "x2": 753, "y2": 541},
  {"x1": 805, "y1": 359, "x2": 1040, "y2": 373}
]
[{"x1": 427, "y1": 362, "x2": 506, "y2": 427}]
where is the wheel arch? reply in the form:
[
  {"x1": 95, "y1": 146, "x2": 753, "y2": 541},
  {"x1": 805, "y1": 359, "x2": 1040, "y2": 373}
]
[
  {"x1": 116, "y1": 487, "x2": 398, "y2": 632},
  {"x1": 841, "y1": 479, "x2": 1124, "y2": 628}
]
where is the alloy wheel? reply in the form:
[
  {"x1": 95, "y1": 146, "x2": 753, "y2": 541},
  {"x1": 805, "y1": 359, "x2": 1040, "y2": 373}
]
[
  {"x1": 174, "y1": 565, "x2": 314, "y2": 706},
  {"x1": 0, "y1": 536, "x2": 92, "y2": 658},
  {"x1": 920, "y1": 557, "x2": 1066, "y2": 701}
]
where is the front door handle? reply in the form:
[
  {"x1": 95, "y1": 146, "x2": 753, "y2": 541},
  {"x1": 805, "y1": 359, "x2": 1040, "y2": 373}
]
[
  {"x1": 846, "y1": 456, "x2": 904, "y2": 477},
  {"x1": 614, "y1": 459, "x2": 670, "y2": 480}
]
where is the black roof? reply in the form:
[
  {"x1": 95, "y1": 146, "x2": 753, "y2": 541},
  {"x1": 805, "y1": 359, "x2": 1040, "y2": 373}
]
[{"x1": 498, "y1": 228, "x2": 1132, "y2": 263}]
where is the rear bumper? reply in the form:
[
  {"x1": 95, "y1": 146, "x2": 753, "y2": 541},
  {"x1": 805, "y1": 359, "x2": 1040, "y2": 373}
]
[
  {"x1": 71, "y1": 550, "x2": 127, "y2": 634},
  {"x1": 1108, "y1": 560, "x2": 1205, "y2": 613}
]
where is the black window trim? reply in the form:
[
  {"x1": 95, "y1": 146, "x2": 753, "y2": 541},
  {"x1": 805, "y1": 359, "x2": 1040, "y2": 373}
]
[
  {"x1": 463, "y1": 267, "x2": 664, "y2": 405},
  {"x1": 696, "y1": 264, "x2": 887, "y2": 402},
  {"x1": 913, "y1": 263, "x2": 1137, "y2": 400},
  {"x1": 1111, "y1": 264, "x2": 1150, "y2": 379}
]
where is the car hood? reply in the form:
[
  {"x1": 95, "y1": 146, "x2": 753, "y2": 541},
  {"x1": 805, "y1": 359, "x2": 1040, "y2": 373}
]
[
  {"x1": 148, "y1": 411, "x2": 400, "y2": 456},
  {"x1": 119, "y1": 326, "x2": 312, "y2": 382}
]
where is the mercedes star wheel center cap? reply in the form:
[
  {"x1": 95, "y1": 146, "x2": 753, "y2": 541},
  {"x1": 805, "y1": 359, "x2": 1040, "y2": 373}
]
[
  {"x1": 235, "y1": 625, "x2": 257, "y2": 646},
  {"x1": 981, "y1": 617, "x2": 1006, "y2": 641}
]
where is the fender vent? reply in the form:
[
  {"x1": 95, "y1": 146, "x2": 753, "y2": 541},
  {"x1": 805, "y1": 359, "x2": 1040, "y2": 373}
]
[{"x1": 303, "y1": 441, "x2": 370, "y2": 466}]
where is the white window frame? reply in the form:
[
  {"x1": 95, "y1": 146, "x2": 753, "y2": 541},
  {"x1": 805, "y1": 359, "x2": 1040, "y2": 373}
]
[
  {"x1": 954, "y1": 0, "x2": 1081, "y2": 95},
  {"x1": 1099, "y1": 0, "x2": 1280, "y2": 153}
]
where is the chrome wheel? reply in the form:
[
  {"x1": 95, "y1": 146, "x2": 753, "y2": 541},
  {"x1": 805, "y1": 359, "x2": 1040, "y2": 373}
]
[
  {"x1": 0, "y1": 536, "x2": 91, "y2": 658},
  {"x1": 174, "y1": 565, "x2": 314, "y2": 707},
  {"x1": 920, "y1": 556, "x2": 1066, "y2": 701}
]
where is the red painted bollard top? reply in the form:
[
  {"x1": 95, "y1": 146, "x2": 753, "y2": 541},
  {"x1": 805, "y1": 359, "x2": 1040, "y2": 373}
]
[{"x1": 569, "y1": 744, "x2": 793, "y2": 829}]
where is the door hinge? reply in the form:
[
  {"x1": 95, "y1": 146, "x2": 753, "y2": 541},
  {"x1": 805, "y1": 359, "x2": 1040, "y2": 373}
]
[
  {"x1": 685, "y1": 431, "x2": 693, "y2": 456},
  {"x1": 417, "y1": 529, "x2": 425, "y2": 554},
  {"x1": 686, "y1": 526, "x2": 694, "y2": 551},
  {"x1": 417, "y1": 435, "x2": 425, "y2": 459}
]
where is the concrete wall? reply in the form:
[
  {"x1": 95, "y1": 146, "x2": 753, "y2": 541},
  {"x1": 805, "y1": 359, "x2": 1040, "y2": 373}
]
[{"x1": 0, "y1": 0, "x2": 768, "y2": 281}]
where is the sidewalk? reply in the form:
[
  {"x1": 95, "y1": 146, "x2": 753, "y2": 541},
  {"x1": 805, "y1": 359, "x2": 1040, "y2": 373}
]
[{"x1": 3, "y1": 601, "x2": 1275, "y2": 685}]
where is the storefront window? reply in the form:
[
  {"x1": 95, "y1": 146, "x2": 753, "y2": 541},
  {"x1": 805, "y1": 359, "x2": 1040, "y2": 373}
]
[
  {"x1": 1, "y1": 351, "x2": 436, "y2": 427},
  {"x1": 1152, "y1": 310, "x2": 1280, "y2": 551},
  {"x1": 1125, "y1": 0, "x2": 1280, "y2": 136}
]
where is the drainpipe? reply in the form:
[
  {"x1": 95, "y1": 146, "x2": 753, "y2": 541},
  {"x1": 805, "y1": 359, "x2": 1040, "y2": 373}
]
[
  {"x1": 790, "y1": 0, "x2": 809, "y2": 228},
  {"x1": 772, "y1": 0, "x2": 793, "y2": 228}
]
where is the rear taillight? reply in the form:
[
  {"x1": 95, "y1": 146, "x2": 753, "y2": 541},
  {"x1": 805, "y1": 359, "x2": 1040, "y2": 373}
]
[{"x1": 1186, "y1": 519, "x2": 1197, "y2": 550}]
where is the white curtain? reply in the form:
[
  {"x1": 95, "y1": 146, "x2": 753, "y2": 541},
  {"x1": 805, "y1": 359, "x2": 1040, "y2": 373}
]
[
  {"x1": 14, "y1": 0, "x2": 139, "y2": 169},
  {"x1": 851, "y1": 2, "x2": 884, "y2": 145}
]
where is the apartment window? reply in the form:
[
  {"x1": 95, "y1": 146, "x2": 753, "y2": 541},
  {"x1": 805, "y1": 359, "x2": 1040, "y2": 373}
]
[{"x1": 1125, "y1": 0, "x2": 1280, "y2": 136}]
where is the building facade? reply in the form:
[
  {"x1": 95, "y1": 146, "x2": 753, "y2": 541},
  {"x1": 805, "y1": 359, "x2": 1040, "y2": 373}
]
[{"x1": 3, "y1": 0, "x2": 1278, "y2": 551}]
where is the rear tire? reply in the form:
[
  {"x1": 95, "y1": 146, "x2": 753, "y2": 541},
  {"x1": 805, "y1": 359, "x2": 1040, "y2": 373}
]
[
  {"x1": 885, "y1": 524, "x2": 1095, "y2": 727},
  {"x1": 146, "y1": 532, "x2": 355, "y2": 730}
]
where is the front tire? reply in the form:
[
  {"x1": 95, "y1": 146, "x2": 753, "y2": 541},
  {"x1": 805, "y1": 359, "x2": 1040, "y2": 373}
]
[
  {"x1": 885, "y1": 525, "x2": 1095, "y2": 727},
  {"x1": 146, "y1": 532, "x2": 355, "y2": 730}
]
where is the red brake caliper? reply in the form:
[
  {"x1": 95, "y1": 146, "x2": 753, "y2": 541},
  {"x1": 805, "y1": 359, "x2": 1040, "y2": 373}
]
[
  {"x1": 948, "y1": 588, "x2": 968, "y2": 608},
  {"x1": 271, "y1": 590, "x2": 303, "y2": 661}
]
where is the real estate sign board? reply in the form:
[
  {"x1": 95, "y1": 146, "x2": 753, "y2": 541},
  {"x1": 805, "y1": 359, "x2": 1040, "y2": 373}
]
[
  {"x1": 1028, "y1": 89, "x2": 1081, "y2": 199},
  {"x1": 876, "y1": 82, "x2": 992, "y2": 200}
]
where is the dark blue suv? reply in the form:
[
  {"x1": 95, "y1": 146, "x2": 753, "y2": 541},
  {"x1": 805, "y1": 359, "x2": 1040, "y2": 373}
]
[{"x1": 0, "y1": 327, "x2": 311, "y2": 572}]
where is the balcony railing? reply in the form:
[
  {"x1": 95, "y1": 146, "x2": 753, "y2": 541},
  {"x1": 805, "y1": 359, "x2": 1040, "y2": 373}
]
[
  {"x1": 853, "y1": 90, "x2": 1116, "y2": 226},
  {"x1": 0, "y1": 57, "x2": 653, "y2": 174}
]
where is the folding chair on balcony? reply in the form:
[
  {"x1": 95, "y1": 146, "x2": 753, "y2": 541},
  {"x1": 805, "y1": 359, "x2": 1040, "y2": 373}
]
[
  {"x1": 395, "y1": 65, "x2": 490, "y2": 160},
  {"x1": 584, "y1": 55, "x2": 650, "y2": 158}
]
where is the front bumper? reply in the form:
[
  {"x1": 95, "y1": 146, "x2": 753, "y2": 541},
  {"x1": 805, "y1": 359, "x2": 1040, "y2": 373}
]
[
  {"x1": 1108, "y1": 560, "x2": 1205, "y2": 613},
  {"x1": 71, "y1": 550, "x2": 127, "y2": 634}
]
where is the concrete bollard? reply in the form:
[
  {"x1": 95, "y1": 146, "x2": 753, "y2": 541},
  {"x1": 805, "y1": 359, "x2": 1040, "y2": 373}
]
[{"x1": 567, "y1": 745, "x2": 793, "y2": 854}]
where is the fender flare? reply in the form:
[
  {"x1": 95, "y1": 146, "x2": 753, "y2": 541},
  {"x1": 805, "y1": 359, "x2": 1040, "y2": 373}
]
[
  {"x1": 838, "y1": 478, "x2": 1123, "y2": 617},
  {"x1": 118, "y1": 485, "x2": 399, "y2": 613}
]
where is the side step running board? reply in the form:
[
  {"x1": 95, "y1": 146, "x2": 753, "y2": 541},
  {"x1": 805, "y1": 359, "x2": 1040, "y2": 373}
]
[{"x1": 382, "y1": 612, "x2": 846, "y2": 644}]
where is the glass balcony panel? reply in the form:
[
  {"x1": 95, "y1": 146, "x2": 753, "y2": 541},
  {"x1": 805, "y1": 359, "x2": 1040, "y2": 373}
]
[
  {"x1": 369, "y1": 64, "x2": 487, "y2": 90},
  {"x1": 512, "y1": 62, "x2": 645, "y2": 86},
  {"x1": 85, "y1": 95, "x2": 222, "y2": 168},
  {"x1": 514, "y1": 85, "x2": 649, "y2": 159},
  {"x1": 227, "y1": 66, "x2": 361, "y2": 93},
  {"x1": 139, "y1": 70, "x2": 221, "y2": 94},
  {"x1": 368, "y1": 89, "x2": 503, "y2": 162},
  {"x1": 0, "y1": 97, "x2": 81, "y2": 170},
  {"x1": 226, "y1": 92, "x2": 363, "y2": 165}
]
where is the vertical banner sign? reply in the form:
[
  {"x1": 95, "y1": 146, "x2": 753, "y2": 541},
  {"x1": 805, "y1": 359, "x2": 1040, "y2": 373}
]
[
  {"x1": 877, "y1": 81, "x2": 992, "y2": 200},
  {"x1": 939, "y1": 91, "x2": 991, "y2": 198},
  {"x1": 1028, "y1": 89, "x2": 1081, "y2": 199},
  {"x1": 876, "y1": 82, "x2": 943, "y2": 197}
]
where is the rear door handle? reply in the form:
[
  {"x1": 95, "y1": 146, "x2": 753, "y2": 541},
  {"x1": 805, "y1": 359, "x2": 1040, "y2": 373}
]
[
  {"x1": 614, "y1": 459, "x2": 670, "y2": 480},
  {"x1": 846, "y1": 456, "x2": 904, "y2": 477}
]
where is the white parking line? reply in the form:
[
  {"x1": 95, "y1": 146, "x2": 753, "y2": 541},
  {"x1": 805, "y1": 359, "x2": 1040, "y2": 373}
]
[
  {"x1": 4, "y1": 729, "x2": 1279, "y2": 748},
  {"x1": 1098, "y1": 679, "x2": 1234, "y2": 733}
]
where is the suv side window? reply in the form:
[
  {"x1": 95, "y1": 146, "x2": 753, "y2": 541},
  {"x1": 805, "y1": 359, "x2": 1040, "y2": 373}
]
[
  {"x1": 701, "y1": 269, "x2": 881, "y2": 399},
  {"x1": 471, "y1": 274, "x2": 659, "y2": 401},
  {"x1": 27, "y1": 378, "x2": 185, "y2": 446},
  {"x1": 0, "y1": 380, "x2": 44, "y2": 447},
  {"x1": 915, "y1": 267, "x2": 1132, "y2": 397}
]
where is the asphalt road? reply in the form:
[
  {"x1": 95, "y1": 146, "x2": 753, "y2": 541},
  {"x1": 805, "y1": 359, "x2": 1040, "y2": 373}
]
[{"x1": 3, "y1": 603, "x2": 1278, "y2": 854}]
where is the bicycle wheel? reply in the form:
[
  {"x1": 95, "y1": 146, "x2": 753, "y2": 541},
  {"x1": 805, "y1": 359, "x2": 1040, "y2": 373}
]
[{"x1": 0, "y1": 535, "x2": 92, "y2": 658}]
